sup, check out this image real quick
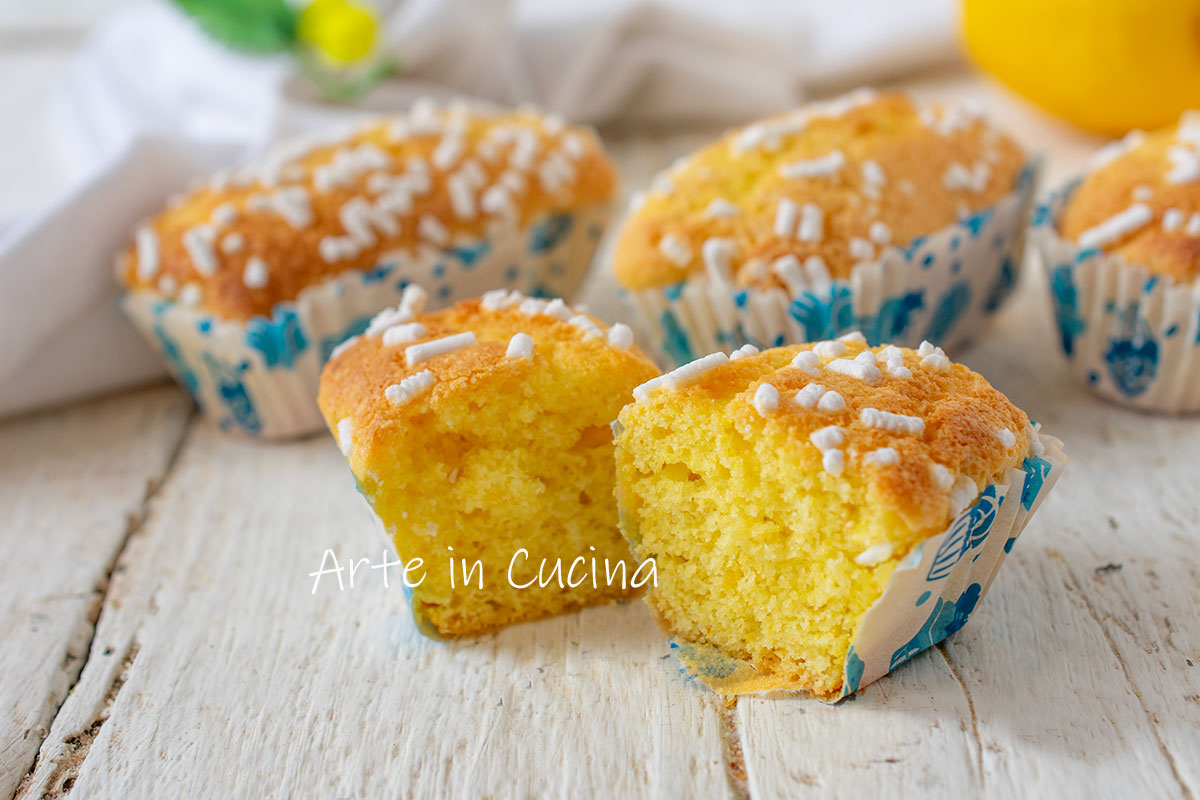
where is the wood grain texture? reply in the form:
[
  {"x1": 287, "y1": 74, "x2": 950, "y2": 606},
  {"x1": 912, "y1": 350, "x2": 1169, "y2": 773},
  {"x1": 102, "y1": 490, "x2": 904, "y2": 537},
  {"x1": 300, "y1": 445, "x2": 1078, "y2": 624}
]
[
  {"x1": 0, "y1": 386, "x2": 190, "y2": 799},
  {"x1": 15, "y1": 426, "x2": 734, "y2": 799}
]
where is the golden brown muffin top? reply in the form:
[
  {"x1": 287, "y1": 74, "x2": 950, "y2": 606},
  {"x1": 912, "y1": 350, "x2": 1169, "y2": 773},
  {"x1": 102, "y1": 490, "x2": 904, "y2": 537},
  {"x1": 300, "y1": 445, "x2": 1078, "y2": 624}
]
[
  {"x1": 117, "y1": 100, "x2": 617, "y2": 321},
  {"x1": 625, "y1": 334, "x2": 1037, "y2": 534},
  {"x1": 1059, "y1": 113, "x2": 1200, "y2": 282},
  {"x1": 318, "y1": 288, "x2": 659, "y2": 466},
  {"x1": 612, "y1": 90, "x2": 1025, "y2": 292}
]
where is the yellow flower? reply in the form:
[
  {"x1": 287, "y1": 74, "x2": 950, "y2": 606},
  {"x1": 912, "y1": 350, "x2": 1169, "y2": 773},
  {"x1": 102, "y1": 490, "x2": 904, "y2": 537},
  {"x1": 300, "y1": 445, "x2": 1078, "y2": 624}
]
[{"x1": 298, "y1": 0, "x2": 379, "y2": 66}]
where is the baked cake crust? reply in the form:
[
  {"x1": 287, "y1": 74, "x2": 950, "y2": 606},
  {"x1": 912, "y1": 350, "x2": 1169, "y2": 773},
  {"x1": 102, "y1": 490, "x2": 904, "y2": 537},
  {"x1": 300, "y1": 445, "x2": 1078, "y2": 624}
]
[
  {"x1": 118, "y1": 101, "x2": 617, "y2": 321},
  {"x1": 612, "y1": 90, "x2": 1025, "y2": 291}
]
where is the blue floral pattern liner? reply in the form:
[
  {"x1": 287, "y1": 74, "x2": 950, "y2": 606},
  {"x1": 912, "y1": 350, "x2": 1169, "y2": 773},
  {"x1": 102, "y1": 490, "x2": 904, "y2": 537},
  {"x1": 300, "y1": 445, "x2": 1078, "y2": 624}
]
[
  {"x1": 120, "y1": 204, "x2": 611, "y2": 438},
  {"x1": 672, "y1": 432, "x2": 1066, "y2": 702},
  {"x1": 620, "y1": 163, "x2": 1038, "y2": 367},
  {"x1": 1034, "y1": 181, "x2": 1200, "y2": 414}
]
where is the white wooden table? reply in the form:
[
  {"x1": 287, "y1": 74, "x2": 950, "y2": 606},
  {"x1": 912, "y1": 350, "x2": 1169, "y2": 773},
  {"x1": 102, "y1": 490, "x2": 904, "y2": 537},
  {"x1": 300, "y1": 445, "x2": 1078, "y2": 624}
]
[{"x1": 2, "y1": 9, "x2": 1198, "y2": 797}]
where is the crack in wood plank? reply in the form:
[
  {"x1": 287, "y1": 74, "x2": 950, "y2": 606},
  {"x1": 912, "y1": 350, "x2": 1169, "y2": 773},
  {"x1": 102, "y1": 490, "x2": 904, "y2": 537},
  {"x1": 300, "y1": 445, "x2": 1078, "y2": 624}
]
[
  {"x1": 936, "y1": 643, "x2": 984, "y2": 790},
  {"x1": 717, "y1": 698, "x2": 750, "y2": 800},
  {"x1": 10, "y1": 413, "x2": 195, "y2": 800},
  {"x1": 1061, "y1": 563, "x2": 1197, "y2": 800}
]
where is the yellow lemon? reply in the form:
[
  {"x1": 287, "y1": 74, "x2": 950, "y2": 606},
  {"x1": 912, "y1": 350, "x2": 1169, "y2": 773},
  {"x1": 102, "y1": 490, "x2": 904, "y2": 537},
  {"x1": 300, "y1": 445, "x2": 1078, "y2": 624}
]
[
  {"x1": 962, "y1": 0, "x2": 1200, "y2": 135},
  {"x1": 298, "y1": 0, "x2": 379, "y2": 66}
]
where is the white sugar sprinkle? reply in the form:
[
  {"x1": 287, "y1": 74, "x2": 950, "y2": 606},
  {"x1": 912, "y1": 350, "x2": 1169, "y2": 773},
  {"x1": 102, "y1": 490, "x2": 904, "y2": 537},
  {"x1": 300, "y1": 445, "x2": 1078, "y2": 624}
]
[
  {"x1": 861, "y1": 159, "x2": 886, "y2": 188},
  {"x1": 931, "y1": 463, "x2": 955, "y2": 490},
  {"x1": 1187, "y1": 213, "x2": 1200, "y2": 237},
  {"x1": 418, "y1": 215, "x2": 451, "y2": 246},
  {"x1": 1163, "y1": 208, "x2": 1186, "y2": 232},
  {"x1": 182, "y1": 225, "x2": 218, "y2": 276},
  {"x1": 730, "y1": 343, "x2": 759, "y2": 360},
  {"x1": 817, "y1": 390, "x2": 846, "y2": 412},
  {"x1": 134, "y1": 228, "x2": 159, "y2": 281},
  {"x1": 943, "y1": 161, "x2": 991, "y2": 193},
  {"x1": 506, "y1": 332, "x2": 534, "y2": 359},
  {"x1": 823, "y1": 449, "x2": 846, "y2": 476},
  {"x1": 702, "y1": 237, "x2": 736, "y2": 283},
  {"x1": 813, "y1": 340, "x2": 846, "y2": 359},
  {"x1": 382, "y1": 322, "x2": 427, "y2": 346},
  {"x1": 242, "y1": 257, "x2": 269, "y2": 289},
  {"x1": 753, "y1": 383, "x2": 780, "y2": 416},
  {"x1": 825, "y1": 357, "x2": 883, "y2": 385},
  {"x1": 995, "y1": 427, "x2": 1017, "y2": 448},
  {"x1": 385, "y1": 370, "x2": 435, "y2": 405},
  {"x1": 798, "y1": 203, "x2": 824, "y2": 242},
  {"x1": 772, "y1": 255, "x2": 806, "y2": 295},
  {"x1": 157, "y1": 275, "x2": 177, "y2": 295},
  {"x1": 774, "y1": 199, "x2": 799, "y2": 238},
  {"x1": 780, "y1": 150, "x2": 845, "y2": 179},
  {"x1": 568, "y1": 314, "x2": 603, "y2": 339},
  {"x1": 481, "y1": 288, "x2": 523, "y2": 310},
  {"x1": 854, "y1": 542, "x2": 894, "y2": 566},
  {"x1": 608, "y1": 323, "x2": 634, "y2": 349},
  {"x1": 793, "y1": 383, "x2": 826, "y2": 409},
  {"x1": 868, "y1": 221, "x2": 892, "y2": 244},
  {"x1": 863, "y1": 447, "x2": 900, "y2": 467},
  {"x1": 337, "y1": 417, "x2": 354, "y2": 456},
  {"x1": 860, "y1": 407, "x2": 924, "y2": 434},
  {"x1": 922, "y1": 353, "x2": 951, "y2": 372},
  {"x1": 838, "y1": 331, "x2": 867, "y2": 344},
  {"x1": 1166, "y1": 145, "x2": 1200, "y2": 185},
  {"x1": 211, "y1": 203, "x2": 238, "y2": 226},
  {"x1": 792, "y1": 350, "x2": 822, "y2": 375},
  {"x1": 849, "y1": 237, "x2": 875, "y2": 261},
  {"x1": 948, "y1": 475, "x2": 979, "y2": 517},
  {"x1": 705, "y1": 198, "x2": 741, "y2": 218},
  {"x1": 405, "y1": 332, "x2": 476, "y2": 366},
  {"x1": 179, "y1": 283, "x2": 202, "y2": 307},
  {"x1": 633, "y1": 352, "x2": 729, "y2": 402},
  {"x1": 1077, "y1": 204, "x2": 1153, "y2": 250},
  {"x1": 810, "y1": 425, "x2": 844, "y2": 452},
  {"x1": 659, "y1": 233, "x2": 693, "y2": 268},
  {"x1": 220, "y1": 233, "x2": 244, "y2": 254}
]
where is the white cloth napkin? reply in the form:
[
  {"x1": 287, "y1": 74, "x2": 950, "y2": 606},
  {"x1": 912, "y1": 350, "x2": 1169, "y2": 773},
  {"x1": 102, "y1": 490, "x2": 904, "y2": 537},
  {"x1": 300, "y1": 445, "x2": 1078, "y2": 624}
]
[{"x1": 1, "y1": 0, "x2": 958, "y2": 418}]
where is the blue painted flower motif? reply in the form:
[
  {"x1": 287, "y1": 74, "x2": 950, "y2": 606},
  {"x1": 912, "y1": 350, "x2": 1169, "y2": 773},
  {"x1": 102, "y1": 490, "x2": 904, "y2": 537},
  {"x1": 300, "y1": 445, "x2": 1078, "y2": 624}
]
[
  {"x1": 1020, "y1": 455, "x2": 1053, "y2": 511},
  {"x1": 528, "y1": 214, "x2": 573, "y2": 253},
  {"x1": 318, "y1": 315, "x2": 372, "y2": 363},
  {"x1": 983, "y1": 255, "x2": 1017, "y2": 312},
  {"x1": 843, "y1": 646, "x2": 865, "y2": 694},
  {"x1": 860, "y1": 291, "x2": 924, "y2": 343},
  {"x1": 671, "y1": 640, "x2": 738, "y2": 680},
  {"x1": 923, "y1": 283, "x2": 971, "y2": 344},
  {"x1": 1049, "y1": 265, "x2": 1085, "y2": 356},
  {"x1": 926, "y1": 485, "x2": 998, "y2": 582},
  {"x1": 789, "y1": 285, "x2": 854, "y2": 341},
  {"x1": 361, "y1": 263, "x2": 392, "y2": 283},
  {"x1": 659, "y1": 309, "x2": 694, "y2": 365},
  {"x1": 889, "y1": 582, "x2": 983, "y2": 672},
  {"x1": 448, "y1": 240, "x2": 492, "y2": 266},
  {"x1": 245, "y1": 308, "x2": 309, "y2": 369},
  {"x1": 1104, "y1": 335, "x2": 1158, "y2": 397},
  {"x1": 201, "y1": 354, "x2": 260, "y2": 434}
]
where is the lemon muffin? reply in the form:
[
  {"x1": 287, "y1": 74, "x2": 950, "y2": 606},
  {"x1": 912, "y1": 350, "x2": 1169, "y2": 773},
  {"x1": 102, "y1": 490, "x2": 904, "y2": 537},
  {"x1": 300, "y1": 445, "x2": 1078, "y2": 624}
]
[
  {"x1": 1036, "y1": 111, "x2": 1200, "y2": 412},
  {"x1": 611, "y1": 89, "x2": 1036, "y2": 365},
  {"x1": 318, "y1": 288, "x2": 660, "y2": 637},
  {"x1": 117, "y1": 98, "x2": 617, "y2": 437},
  {"x1": 614, "y1": 334, "x2": 1065, "y2": 699}
]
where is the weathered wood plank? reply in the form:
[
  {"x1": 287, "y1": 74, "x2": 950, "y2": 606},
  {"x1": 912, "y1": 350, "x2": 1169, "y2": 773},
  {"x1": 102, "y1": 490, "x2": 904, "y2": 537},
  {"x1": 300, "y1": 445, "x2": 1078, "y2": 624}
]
[
  {"x1": 0, "y1": 385, "x2": 191, "y2": 798},
  {"x1": 15, "y1": 427, "x2": 734, "y2": 799}
]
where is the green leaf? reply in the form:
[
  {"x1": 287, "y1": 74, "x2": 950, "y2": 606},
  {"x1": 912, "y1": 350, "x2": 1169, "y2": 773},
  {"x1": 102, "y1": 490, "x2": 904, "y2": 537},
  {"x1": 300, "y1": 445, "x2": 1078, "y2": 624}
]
[{"x1": 171, "y1": 0, "x2": 299, "y2": 54}]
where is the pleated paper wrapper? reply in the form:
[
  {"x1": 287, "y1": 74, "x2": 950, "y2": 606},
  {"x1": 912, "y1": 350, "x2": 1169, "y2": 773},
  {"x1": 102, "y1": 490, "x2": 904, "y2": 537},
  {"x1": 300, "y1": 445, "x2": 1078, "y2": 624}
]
[
  {"x1": 1034, "y1": 181, "x2": 1200, "y2": 414},
  {"x1": 621, "y1": 164, "x2": 1038, "y2": 368},
  {"x1": 120, "y1": 204, "x2": 610, "y2": 439}
]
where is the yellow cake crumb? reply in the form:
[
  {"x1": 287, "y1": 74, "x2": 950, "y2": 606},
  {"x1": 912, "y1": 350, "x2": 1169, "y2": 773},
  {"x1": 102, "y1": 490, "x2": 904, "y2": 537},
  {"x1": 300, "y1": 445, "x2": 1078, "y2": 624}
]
[
  {"x1": 613, "y1": 336, "x2": 1034, "y2": 698},
  {"x1": 319, "y1": 289, "x2": 660, "y2": 637}
]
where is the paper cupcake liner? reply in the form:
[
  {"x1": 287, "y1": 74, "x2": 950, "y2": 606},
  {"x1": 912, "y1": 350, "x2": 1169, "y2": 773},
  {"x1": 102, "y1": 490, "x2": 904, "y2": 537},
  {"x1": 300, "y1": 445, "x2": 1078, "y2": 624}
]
[
  {"x1": 670, "y1": 431, "x2": 1067, "y2": 701},
  {"x1": 620, "y1": 164, "x2": 1038, "y2": 367},
  {"x1": 1033, "y1": 182, "x2": 1200, "y2": 414},
  {"x1": 120, "y1": 204, "x2": 611, "y2": 438}
]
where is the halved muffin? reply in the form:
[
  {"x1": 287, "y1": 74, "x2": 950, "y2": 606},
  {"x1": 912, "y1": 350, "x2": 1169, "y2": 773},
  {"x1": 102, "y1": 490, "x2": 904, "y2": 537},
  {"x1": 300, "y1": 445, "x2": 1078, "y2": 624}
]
[{"x1": 319, "y1": 288, "x2": 660, "y2": 637}]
